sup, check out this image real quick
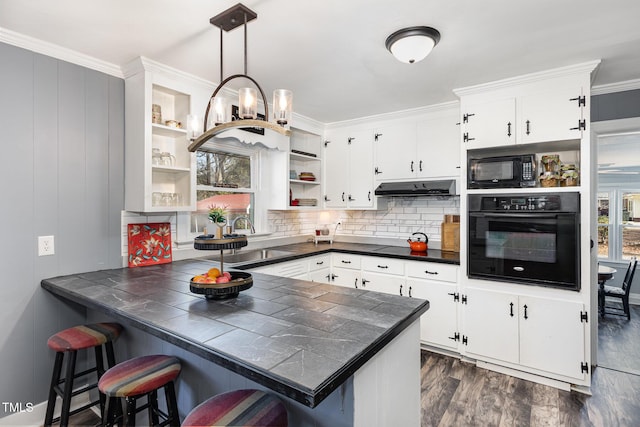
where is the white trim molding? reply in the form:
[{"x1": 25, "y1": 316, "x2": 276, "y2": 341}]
[
  {"x1": 0, "y1": 26, "x2": 122, "y2": 78},
  {"x1": 592, "y1": 78, "x2": 640, "y2": 96}
]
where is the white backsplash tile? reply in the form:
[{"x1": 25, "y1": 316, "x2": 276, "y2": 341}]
[{"x1": 268, "y1": 196, "x2": 460, "y2": 243}]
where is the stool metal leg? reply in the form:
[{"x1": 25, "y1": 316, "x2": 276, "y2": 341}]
[
  {"x1": 44, "y1": 352, "x2": 64, "y2": 426},
  {"x1": 165, "y1": 382, "x2": 180, "y2": 427},
  {"x1": 59, "y1": 350, "x2": 78, "y2": 427},
  {"x1": 105, "y1": 341, "x2": 117, "y2": 368},
  {"x1": 148, "y1": 390, "x2": 160, "y2": 426},
  {"x1": 94, "y1": 346, "x2": 106, "y2": 418},
  {"x1": 125, "y1": 397, "x2": 137, "y2": 427}
]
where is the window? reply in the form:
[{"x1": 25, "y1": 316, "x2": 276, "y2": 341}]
[
  {"x1": 600, "y1": 191, "x2": 640, "y2": 260},
  {"x1": 192, "y1": 148, "x2": 257, "y2": 235},
  {"x1": 622, "y1": 192, "x2": 640, "y2": 259},
  {"x1": 598, "y1": 192, "x2": 610, "y2": 258},
  {"x1": 597, "y1": 131, "x2": 640, "y2": 260}
]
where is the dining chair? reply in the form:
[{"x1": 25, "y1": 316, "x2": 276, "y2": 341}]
[{"x1": 603, "y1": 257, "x2": 638, "y2": 320}]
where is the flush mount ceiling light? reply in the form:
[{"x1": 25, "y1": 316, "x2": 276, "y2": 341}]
[
  {"x1": 385, "y1": 26, "x2": 441, "y2": 64},
  {"x1": 188, "y1": 3, "x2": 292, "y2": 153}
]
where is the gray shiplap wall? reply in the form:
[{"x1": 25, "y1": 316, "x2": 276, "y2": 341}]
[{"x1": 0, "y1": 42, "x2": 124, "y2": 419}]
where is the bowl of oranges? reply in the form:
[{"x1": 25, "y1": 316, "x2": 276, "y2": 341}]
[{"x1": 190, "y1": 267, "x2": 253, "y2": 300}]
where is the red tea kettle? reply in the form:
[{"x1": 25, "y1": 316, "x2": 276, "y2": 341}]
[{"x1": 407, "y1": 232, "x2": 428, "y2": 252}]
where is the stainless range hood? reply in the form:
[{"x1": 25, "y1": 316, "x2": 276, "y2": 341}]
[{"x1": 374, "y1": 179, "x2": 456, "y2": 197}]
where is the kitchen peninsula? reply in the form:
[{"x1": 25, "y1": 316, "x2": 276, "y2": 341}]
[{"x1": 41, "y1": 252, "x2": 430, "y2": 426}]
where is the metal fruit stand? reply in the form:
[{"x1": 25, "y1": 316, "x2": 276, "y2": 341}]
[{"x1": 190, "y1": 234, "x2": 253, "y2": 300}]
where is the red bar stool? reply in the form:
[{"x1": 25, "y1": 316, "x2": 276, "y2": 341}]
[
  {"x1": 44, "y1": 322, "x2": 123, "y2": 427},
  {"x1": 98, "y1": 354, "x2": 181, "y2": 426},
  {"x1": 182, "y1": 389, "x2": 288, "y2": 427}
]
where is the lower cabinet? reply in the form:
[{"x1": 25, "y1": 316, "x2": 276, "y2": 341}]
[
  {"x1": 463, "y1": 287, "x2": 587, "y2": 381},
  {"x1": 247, "y1": 250, "x2": 588, "y2": 384},
  {"x1": 330, "y1": 253, "x2": 362, "y2": 288},
  {"x1": 405, "y1": 261, "x2": 459, "y2": 351},
  {"x1": 408, "y1": 279, "x2": 459, "y2": 351},
  {"x1": 360, "y1": 257, "x2": 405, "y2": 295}
]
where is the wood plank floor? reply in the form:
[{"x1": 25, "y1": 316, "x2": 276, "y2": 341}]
[
  {"x1": 62, "y1": 306, "x2": 640, "y2": 427},
  {"x1": 422, "y1": 305, "x2": 640, "y2": 427}
]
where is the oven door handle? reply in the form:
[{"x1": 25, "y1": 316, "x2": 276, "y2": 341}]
[{"x1": 470, "y1": 213, "x2": 562, "y2": 219}]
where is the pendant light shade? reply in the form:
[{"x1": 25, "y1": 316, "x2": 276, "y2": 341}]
[
  {"x1": 188, "y1": 3, "x2": 292, "y2": 153},
  {"x1": 385, "y1": 26, "x2": 441, "y2": 64}
]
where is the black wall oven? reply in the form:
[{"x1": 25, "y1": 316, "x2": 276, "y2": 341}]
[{"x1": 468, "y1": 192, "x2": 580, "y2": 290}]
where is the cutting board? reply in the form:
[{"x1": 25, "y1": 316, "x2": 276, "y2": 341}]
[{"x1": 441, "y1": 222, "x2": 460, "y2": 252}]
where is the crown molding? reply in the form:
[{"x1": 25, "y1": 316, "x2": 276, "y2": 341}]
[
  {"x1": 325, "y1": 100, "x2": 460, "y2": 129},
  {"x1": 0, "y1": 26, "x2": 123, "y2": 78},
  {"x1": 591, "y1": 78, "x2": 640, "y2": 96},
  {"x1": 453, "y1": 60, "x2": 602, "y2": 97}
]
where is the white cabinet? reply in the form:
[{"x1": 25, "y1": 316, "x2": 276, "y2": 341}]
[
  {"x1": 463, "y1": 287, "x2": 587, "y2": 381},
  {"x1": 416, "y1": 113, "x2": 461, "y2": 179},
  {"x1": 462, "y1": 288, "x2": 519, "y2": 363},
  {"x1": 124, "y1": 58, "x2": 204, "y2": 212},
  {"x1": 460, "y1": 97, "x2": 516, "y2": 149},
  {"x1": 308, "y1": 254, "x2": 331, "y2": 283},
  {"x1": 457, "y1": 73, "x2": 588, "y2": 150},
  {"x1": 518, "y1": 85, "x2": 585, "y2": 144},
  {"x1": 324, "y1": 129, "x2": 375, "y2": 209},
  {"x1": 374, "y1": 107, "x2": 460, "y2": 181},
  {"x1": 360, "y1": 257, "x2": 406, "y2": 295},
  {"x1": 406, "y1": 261, "x2": 459, "y2": 350},
  {"x1": 330, "y1": 253, "x2": 362, "y2": 288},
  {"x1": 373, "y1": 124, "x2": 416, "y2": 181}
]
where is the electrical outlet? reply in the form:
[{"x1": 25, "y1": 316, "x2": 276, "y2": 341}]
[{"x1": 38, "y1": 235, "x2": 55, "y2": 256}]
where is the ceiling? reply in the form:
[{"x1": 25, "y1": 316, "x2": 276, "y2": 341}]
[{"x1": 2, "y1": 0, "x2": 640, "y2": 123}]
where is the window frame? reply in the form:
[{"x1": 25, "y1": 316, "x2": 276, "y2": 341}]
[
  {"x1": 176, "y1": 142, "x2": 268, "y2": 245},
  {"x1": 597, "y1": 187, "x2": 640, "y2": 261}
]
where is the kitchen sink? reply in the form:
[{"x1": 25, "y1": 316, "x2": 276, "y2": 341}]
[{"x1": 204, "y1": 249, "x2": 294, "y2": 264}]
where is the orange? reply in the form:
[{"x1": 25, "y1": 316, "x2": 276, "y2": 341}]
[{"x1": 207, "y1": 267, "x2": 221, "y2": 278}]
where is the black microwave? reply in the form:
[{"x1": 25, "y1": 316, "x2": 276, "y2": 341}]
[{"x1": 468, "y1": 154, "x2": 537, "y2": 189}]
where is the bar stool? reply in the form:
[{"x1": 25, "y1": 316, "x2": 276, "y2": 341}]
[
  {"x1": 44, "y1": 322, "x2": 123, "y2": 427},
  {"x1": 182, "y1": 389, "x2": 288, "y2": 427},
  {"x1": 99, "y1": 354, "x2": 181, "y2": 426}
]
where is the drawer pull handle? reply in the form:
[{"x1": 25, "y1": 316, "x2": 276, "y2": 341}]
[
  {"x1": 341, "y1": 260, "x2": 351, "y2": 264},
  {"x1": 377, "y1": 265, "x2": 389, "y2": 269},
  {"x1": 316, "y1": 261, "x2": 324, "y2": 265},
  {"x1": 424, "y1": 270, "x2": 438, "y2": 275}
]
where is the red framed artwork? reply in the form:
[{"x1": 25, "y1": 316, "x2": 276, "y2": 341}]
[{"x1": 127, "y1": 223, "x2": 172, "y2": 267}]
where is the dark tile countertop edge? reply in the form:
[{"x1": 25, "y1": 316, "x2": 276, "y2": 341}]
[
  {"x1": 41, "y1": 264, "x2": 429, "y2": 408},
  {"x1": 204, "y1": 241, "x2": 461, "y2": 270}
]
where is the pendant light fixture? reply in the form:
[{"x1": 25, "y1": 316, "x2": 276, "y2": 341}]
[
  {"x1": 188, "y1": 3, "x2": 292, "y2": 152},
  {"x1": 385, "y1": 26, "x2": 441, "y2": 64}
]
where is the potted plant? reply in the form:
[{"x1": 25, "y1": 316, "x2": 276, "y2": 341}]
[{"x1": 208, "y1": 205, "x2": 228, "y2": 238}]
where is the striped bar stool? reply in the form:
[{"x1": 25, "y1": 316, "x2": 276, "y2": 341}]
[
  {"x1": 99, "y1": 354, "x2": 181, "y2": 426},
  {"x1": 183, "y1": 389, "x2": 288, "y2": 427},
  {"x1": 44, "y1": 322, "x2": 123, "y2": 427}
]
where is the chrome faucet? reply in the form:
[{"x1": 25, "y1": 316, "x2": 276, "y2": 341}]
[{"x1": 231, "y1": 216, "x2": 256, "y2": 234}]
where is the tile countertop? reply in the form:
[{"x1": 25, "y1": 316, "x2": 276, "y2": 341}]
[
  {"x1": 199, "y1": 241, "x2": 461, "y2": 269},
  {"x1": 41, "y1": 256, "x2": 429, "y2": 408}
]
